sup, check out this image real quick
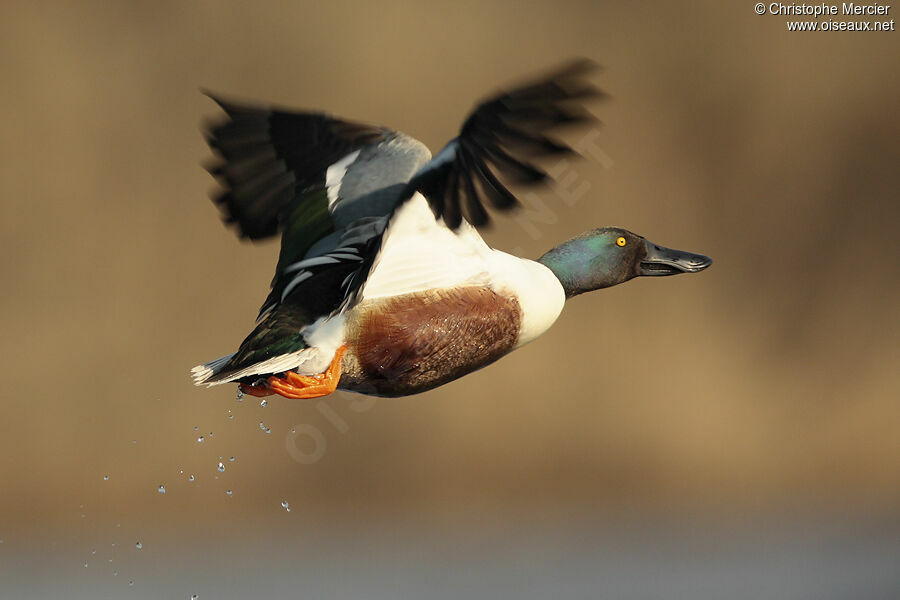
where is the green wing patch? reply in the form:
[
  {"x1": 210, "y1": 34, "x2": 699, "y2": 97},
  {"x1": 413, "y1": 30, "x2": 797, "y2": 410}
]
[
  {"x1": 223, "y1": 305, "x2": 312, "y2": 376},
  {"x1": 274, "y1": 187, "x2": 335, "y2": 275}
]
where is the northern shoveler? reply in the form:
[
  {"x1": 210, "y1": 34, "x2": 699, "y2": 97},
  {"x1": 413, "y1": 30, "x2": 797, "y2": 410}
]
[{"x1": 191, "y1": 60, "x2": 711, "y2": 399}]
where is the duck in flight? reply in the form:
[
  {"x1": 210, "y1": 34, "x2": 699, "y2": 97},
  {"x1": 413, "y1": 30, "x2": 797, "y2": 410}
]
[{"x1": 191, "y1": 60, "x2": 711, "y2": 399}]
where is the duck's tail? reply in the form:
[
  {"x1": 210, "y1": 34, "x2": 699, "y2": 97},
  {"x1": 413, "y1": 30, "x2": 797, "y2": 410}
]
[
  {"x1": 191, "y1": 343, "x2": 344, "y2": 389},
  {"x1": 191, "y1": 309, "x2": 347, "y2": 388},
  {"x1": 190, "y1": 354, "x2": 236, "y2": 387},
  {"x1": 192, "y1": 348, "x2": 327, "y2": 387}
]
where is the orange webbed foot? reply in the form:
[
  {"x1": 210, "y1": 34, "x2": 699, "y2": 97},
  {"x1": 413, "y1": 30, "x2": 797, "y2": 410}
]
[
  {"x1": 239, "y1": 383, "x2": 274, "y2": 397},
  {"x1": 266, "y1": 346, "x2": 347, "y2": 399}
]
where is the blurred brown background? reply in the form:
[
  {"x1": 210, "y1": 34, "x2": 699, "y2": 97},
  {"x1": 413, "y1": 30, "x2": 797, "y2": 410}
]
[{"x1": 1, "y1": 1, "x2": 898, "y2": 598}]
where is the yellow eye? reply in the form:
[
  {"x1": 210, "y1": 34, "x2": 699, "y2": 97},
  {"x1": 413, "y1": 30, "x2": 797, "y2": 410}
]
[{"x1": 616, "y1": 236, "x2": 627, "y2": 247}]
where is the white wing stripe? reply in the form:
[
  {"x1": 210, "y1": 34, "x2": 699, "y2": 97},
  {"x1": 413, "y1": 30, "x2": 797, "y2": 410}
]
[
  {"x1": 283, "y1": 256, "x2": 340, "y2": 272},
  {"x1": 325, "y1": 150, "x2": 362, "y2": 210}
]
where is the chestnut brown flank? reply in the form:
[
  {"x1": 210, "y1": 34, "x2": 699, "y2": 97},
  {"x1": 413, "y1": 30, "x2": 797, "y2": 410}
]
[{"x1": 340, "y1": 287, "x2": 521, "y2": 397}]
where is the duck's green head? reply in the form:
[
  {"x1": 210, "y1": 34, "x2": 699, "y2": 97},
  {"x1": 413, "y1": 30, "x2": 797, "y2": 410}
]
[{"x1": 538, "y1": 227, "x2": 712, "y2": 298}]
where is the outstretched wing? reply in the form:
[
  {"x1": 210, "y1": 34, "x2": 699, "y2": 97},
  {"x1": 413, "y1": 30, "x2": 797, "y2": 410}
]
[
  {"x1": 204, "y1": 95, "x2": 386, "y2": 241},
  {"x1": 404, "y1": 59, "x2": 602, "y2": 230},
  {"x1": 204, "y1": 95, "x2": 432, "y2": 316}
]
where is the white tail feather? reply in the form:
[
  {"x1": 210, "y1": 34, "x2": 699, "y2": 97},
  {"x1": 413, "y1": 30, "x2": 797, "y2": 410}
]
[
  {"x1": 191, "y1": 315, "x2": 347, "y2": 387},
  {"x1": 190, "y1": 353, "x2": 236, "y2": 386},
  {"x1": 191, "y1": 349, "x2": 315, "y2": 387}
]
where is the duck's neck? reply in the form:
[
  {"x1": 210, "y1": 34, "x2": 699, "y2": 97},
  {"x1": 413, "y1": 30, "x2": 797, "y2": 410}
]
[
  {"x1": 537, "y1": 247, "x2": 588, "y2": 299},
  {"x1": 537, "y1": 236, "x2": 625, "y2": 298}
]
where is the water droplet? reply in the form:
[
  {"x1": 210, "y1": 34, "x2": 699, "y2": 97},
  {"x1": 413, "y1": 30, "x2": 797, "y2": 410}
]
[
  {"x1": 260, "y1": 399, "x2": 267, "y2": 407},
  {"x1": 91, "y1": 549, "x2": 96, "y2": 555},
  {"x1": 191, "y1": 594, "x2": 199, "y2": 599},
  {"x1": 208, "y1": 432, "x2": 214, "y2": 438},
  {"x1": 113, "y1": 570, "x2": 118, "y2": 576},
  {"x1": 111, "y1": 542, "x2": 117, "y2": 547},
  {"x1": 225, "y1": 489, "x2": 232, "y2": 496},
  {"x1": 197, "y1": 436, "x2": 204, "y2": 443},
  {"x1": 103, "y1": 475, "x2": 109, "y2": 481},
  {"x1": 188, "y1": 475, "x2": 195, "y2": 482},
  {"x1": 108, "y1": 558, "x2": 113, "y2": 563},
  {"x1": 135, "y1": 541, "x2": 142, "y2": 550},
  {"x1": 217, "y1": 462, "x2": 225, "y2": 473},
  {"x1": 228, "y1": 456, "x2": 235, "y2": 462},
  {"x1": 265, "y1": 428, "x2": 271, "y2": 434},
  {"x1": 236, "y1": 389, "x2": 244, "y2": 402},
  {"x1": 84, "y1": 562, "x2": 88, "y2": 568},
  {"x1": 258, "y1": 421, "x2": 265, "y2": 430},
  {"x1": 193, "y1": 426, "x2": 199, "y2": 431},
  {"x1": 157, "y1": 485, "x2": 166, "y2": 494},
  {"x1": 281, "y1": 500, "x2": 290, "y2": 512},
  {"x1": 129, "y1": 580, "x2": 134, "y2": 586}
]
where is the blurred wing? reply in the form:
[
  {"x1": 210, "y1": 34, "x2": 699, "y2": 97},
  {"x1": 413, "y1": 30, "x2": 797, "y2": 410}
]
[
  {"x1": 405, "y1": 59, "x2": 603, "y2": 230},
  {"x1": 204, "y1": 95, "x2": 430, "y2": 320},
  {"x1": 204, "y1": 94, "x2": 387, "y2": 242}
]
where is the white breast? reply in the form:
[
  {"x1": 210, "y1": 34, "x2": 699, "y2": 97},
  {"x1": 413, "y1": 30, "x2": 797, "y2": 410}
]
[
  {"x1": 360, "y1": 193, "x2": 565, "y2": 347},
  {"x1": 484, "y1": 250, "x2": 565, "y2": 348}
]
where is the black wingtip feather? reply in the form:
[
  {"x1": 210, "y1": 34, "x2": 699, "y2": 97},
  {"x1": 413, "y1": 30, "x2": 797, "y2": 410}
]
[
  {"x1": 201, "y1": 91, "x2": 387, "y2": 241},
  {"x1": 408, "y1": 58, "x2": 601, "y2": 230}
]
